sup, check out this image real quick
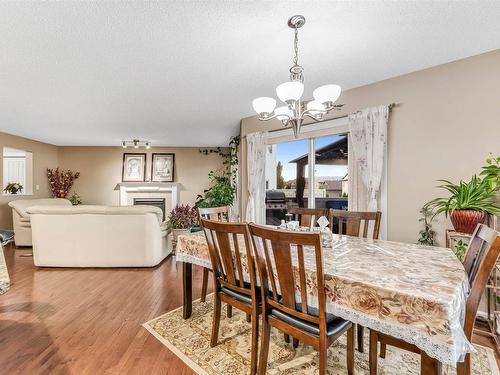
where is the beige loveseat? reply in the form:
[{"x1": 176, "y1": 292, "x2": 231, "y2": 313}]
[
  {"x1": 8, "y1": 198, "x2": 71, "y2": 246},
  {"x1": 26, "y1": 205, "x2": 172, "y2": 267}
]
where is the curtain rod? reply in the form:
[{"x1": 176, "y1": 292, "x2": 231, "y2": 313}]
[{"x1": 266, "y1": 102, "x2": 399, "y2": 134}]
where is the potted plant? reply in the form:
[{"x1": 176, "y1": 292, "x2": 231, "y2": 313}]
[
  {"x1": 425, "y1": 176, "x2": 500, "y2": 234},
  {"x1": 3, "y1": 182, "x2": 23, "y2": 195},
  {"x1": 196, "y1": 136, "x2": 239, "y2": 214},
  {"x1": 69, "y1": 192, "x2": 83, "y2": 205},
  {"x1": 480, "y1": 153, "x2": 500, "y2": 203},
  {"x1": 417, "y1": 207, "x2": 435, "y2": 246},
  {"x1": 167, "y1": 204, "x2": 198, "y2": 241}
]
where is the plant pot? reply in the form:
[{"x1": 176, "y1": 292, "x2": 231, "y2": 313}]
[
  {"x1": 172, "y1": 228, "x2": 191, "y2": 242},
  {"x1": 450, "y1": 210, "x2": 486, "y2": 234}
]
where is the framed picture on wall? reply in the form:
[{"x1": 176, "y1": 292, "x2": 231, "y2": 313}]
[
  {"x1": 151, "y1": 153, "x2": 175, "y2": 182},
  {"x1": 122, "y1": 153, "x2": 146, "y2": 182}
]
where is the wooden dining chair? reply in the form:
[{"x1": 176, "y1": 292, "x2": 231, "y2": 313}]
[
  {"x1": 198, "y1": 206, "x2": 230, "y2": 305},
  {"x1": 329, "y1": 209, "x2": 382, "y2": 352},
  {"x1": 369, "y1": 224, "x2": 500, "y2": 375},
  {"x1": 248, "y1": 223, "x2": 355, "y2": 375},
  {"x1": 288, "y1": 207, "x2": 327, "y2": 228},
  {"x1": 201, "y1": 218, "x2": 261, "y2": 375},
  {"x1": 328, "y1": 209, "x2": 382, "y2": 239}
]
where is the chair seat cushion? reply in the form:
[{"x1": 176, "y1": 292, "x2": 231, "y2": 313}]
[
  {"x1": 220, "y1": 285, "x2": 261, "y2": 305},
  {"x1": 270, "y1": 306, "x2": 350, "y2": 336},
  {"x1": 0, "y1": 230, "x2": 15, "y2": 246}
]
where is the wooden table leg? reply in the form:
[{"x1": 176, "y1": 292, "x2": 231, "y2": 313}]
[
  {"x1": 183, "y1": 262, "x2": 193, "y2": 319},
  {"x1": 421, "y1": 352, "x2": 442, "y2": 375}
]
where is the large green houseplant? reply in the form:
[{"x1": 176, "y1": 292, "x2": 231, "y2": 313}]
[
  {"x1": 196, "y1": 136, "x2": 240, "y2": 210},
  {"x1": 424, "y1": 175, "x2": 499, "y2": 234}
]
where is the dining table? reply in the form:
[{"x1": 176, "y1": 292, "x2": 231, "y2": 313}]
[{"x1": 176, "y1": 229, "x2": 475, "y2": 375}]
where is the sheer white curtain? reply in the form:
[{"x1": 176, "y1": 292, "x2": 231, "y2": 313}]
[
  {"x1": 348, "y1": 105, "x2": 389, "y2": 213},
  {"x1": 246, "y1": 131, "x2": 268, "y2": 224}
]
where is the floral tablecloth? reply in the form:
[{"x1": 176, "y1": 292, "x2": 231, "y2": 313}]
[{"x1": 176, "y1": 231, "x2": 473, "y2": 365}]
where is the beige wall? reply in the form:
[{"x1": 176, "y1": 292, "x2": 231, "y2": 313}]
[
  {"x1": 0, "y1": 132, "x2": 59, "y2": 228},
  {"x1": 0, "y1": 133, "x2": 224, "y2": 229},
  {"x1": 58, "y1": 147, "x2": 224, "y2": 207},
  {"x1": 240, "y1": 49, "x2": 500, "y2": 246}
]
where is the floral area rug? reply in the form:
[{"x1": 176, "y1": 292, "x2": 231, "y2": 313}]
[{"x1": 143, "y1": 295, "x2": 499, "y2": 375}]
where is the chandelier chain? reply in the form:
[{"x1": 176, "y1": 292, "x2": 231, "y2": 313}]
[{"x1": 293, "y1": 27, "x2": 299, "y2": 66}]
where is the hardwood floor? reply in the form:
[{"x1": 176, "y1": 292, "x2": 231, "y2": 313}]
[
  {"x1": 0, "y1": 245, "x2": 204, "y2": 374},
  {"x1": 1, "y1": 244, "x2": 498, "y2": 374}
]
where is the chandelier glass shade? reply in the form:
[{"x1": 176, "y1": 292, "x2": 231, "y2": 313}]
[{"x1": 252, "y1": 15, "x2": 342, "y2": 137}]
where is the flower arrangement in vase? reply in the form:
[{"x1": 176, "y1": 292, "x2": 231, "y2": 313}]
[
  {"x1": 47, "y1": 168, "x2": 80, "y2": 198},
  {"x1": 167, "y1": 204, "x2": 198, "y2": 241},
  {"x1": 3, "y1": 182, "x2": 23, "y2": 195}
]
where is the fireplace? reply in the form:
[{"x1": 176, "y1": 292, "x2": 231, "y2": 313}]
[
  {"x1": 117, "y1": 182, "x2": 179, "y2": 221},
  {"x1": 133, "y1": 198, "x2": 166, "y2": 221}
]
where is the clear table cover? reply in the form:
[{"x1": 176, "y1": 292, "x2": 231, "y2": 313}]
[{"x1": 176, "y1": 231, "x2": 474, "y2": 365}]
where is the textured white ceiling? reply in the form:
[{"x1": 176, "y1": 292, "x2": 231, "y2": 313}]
[{"x1": 1, "y1": 1, "x2": 499, "y2": 146}]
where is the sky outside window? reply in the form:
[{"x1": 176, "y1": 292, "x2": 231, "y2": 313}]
[{"x1": 276, "y1": 135, "x2": 348, "y2": 181}]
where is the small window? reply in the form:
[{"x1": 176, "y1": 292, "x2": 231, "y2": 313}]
[{"x1": 3, "y1": 147, "x2": 33, "y2": 195}]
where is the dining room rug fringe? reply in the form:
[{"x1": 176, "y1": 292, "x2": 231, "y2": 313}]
[{"x1": 143, "y1": 294, "x2": 499, "y2": 375}]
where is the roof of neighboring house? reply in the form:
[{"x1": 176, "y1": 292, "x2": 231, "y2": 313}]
[
  {"x1": 289, "y1": 136, "x2": 348, "y2": 164},
  {"x1": 324, "y1": 180, "x2": 343, "y2": 191}
]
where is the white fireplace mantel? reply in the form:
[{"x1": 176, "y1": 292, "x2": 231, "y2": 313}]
[{"x1": 115, "y1": 182, "x2": 180, "y2": 210}]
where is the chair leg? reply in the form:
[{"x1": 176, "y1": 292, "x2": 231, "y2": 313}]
[
  {"x1": 380, "y1": 343, "x2": 386, "y2": 358},
  {"x1": 292, "y1": 337, "x2": 299, "y2": 348},
  {"x1": 456, "y1": 353, "x2": 470, "y2": 375},
  {"x1": 227, "y1": 304, "x2": 232, "y2": 318},
  {"x1": 347, "y1": 325, "x2": 354, "y2": 375},
  {"x1": 250, "y1": 311, "x2": 259, "y2": 375},
  {"x1": 284, "y1": 333, "x2": 290, "y2": 343},
  {"x1": 210, "y1": 294, "x2": 222, "y2": 347},
  {"x1": 357, "y1": 324, "x2": 364, "y2": 352},
  {"x1": 258, "y1": 317, "x2": 271, "y2": 375},
  {"x1": 200, "y1": 268, "x2": 209, "y2": 302},
  {"x1": 318, "y1": 340, "x2": 328, "y2": 375},
  {"x1": 369, "y1": 330, "x2": 378, "y2": 375}
]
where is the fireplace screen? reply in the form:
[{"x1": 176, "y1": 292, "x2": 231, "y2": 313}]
[{"x1": 133, "y1": 198, "x2": 166, "y2": 221}]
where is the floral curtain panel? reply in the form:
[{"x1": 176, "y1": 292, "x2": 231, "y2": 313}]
[
  {"x1": 348, "y1": 105, "x2": 389, "y2": 216},
  {"x1": 246, "y1": 131, "x2": 268, "y2": 224}
]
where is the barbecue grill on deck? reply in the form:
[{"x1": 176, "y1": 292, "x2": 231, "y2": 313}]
[{"x1": 265, "y1": 190, "x2": 287, "y2": 225}]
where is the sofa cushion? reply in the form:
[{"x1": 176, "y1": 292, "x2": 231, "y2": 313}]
[
  {"x1": 8, "y1": 198, "x2": 71, "y2": 219},
  {"x1": 26, "y1": 205, "x2": 164, "y2": 224}
]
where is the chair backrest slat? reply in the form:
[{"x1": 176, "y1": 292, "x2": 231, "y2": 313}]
[
  {"x1": 215, "y1": 231, "x2": 237, "y2": 284},
  {"x1": 273, "y1": 240, "x2": 297, "y2": 309},
  {"x1": 233, "y1": 232, "x2": 245, "y2": 288},
  {"x1": 261, "y1": 238, "x2": 279, "y2": 300},
  {"x1": 462, "y1": 224, "x2": 500, "y2": 340},
  {"x1": 201, "y1": 218, "x2": 257, "y2": 297},
  {"x1": 329, "y1": 209, "x2": 382, "y2": 239},
  {"x1": 288, "y1": 207, "x2": 327, "y2": 228},
  {"x1": 249, "y1": 223, "x2": 326, "y2": 325},
  {"x1": 297, "y1": 244, "x2": 308, "y2": 314}
]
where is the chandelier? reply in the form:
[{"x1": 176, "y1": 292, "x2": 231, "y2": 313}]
[
  {"x1": 121, "y1": 139, "x2": 151, "y2": 149},
  {"x1": 252, "y1": 15, "x2": 342, "y2": 137}
]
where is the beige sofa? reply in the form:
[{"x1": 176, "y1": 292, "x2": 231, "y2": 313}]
[
  {"x1": 26, "y1": 205, "x2": 172, "y2": 267},
  {"x1": 8, "y1": 198, "x2": 71, "y2": 246}
]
